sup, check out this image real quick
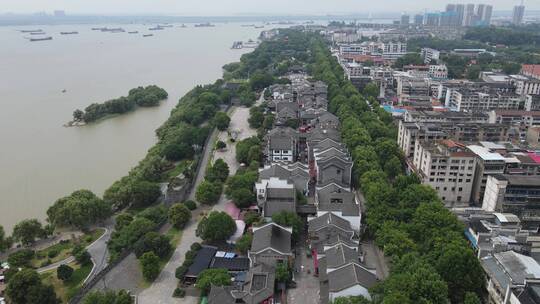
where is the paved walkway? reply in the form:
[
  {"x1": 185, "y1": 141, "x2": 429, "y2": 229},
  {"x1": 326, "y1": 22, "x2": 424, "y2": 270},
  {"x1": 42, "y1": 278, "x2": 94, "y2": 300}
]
[
  {"x1": 138, "y1": 101, "x2": 260, "y2": 304},
  {"x1": 287, "y1": 244, "x2": 320, "y2": 304},
  {"x1": 37, "y1": 222, "x2": 113, "y2": 276}
]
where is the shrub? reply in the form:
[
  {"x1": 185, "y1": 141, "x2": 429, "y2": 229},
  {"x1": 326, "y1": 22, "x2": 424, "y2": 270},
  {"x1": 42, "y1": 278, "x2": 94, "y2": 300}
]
[
  {"x1": 190, "y1": 242, "x2": 202, "y2": 251},
  {"x1": 57, "y1": 264, "x2": 74, "y2": 281},
  {"x1": 168, "y1": 204, "x2": 192, "y2": 229},
  {"x1": 75, "y1": 249, "x2": 92, "y2": 265},
  {"x1": 173, "y1": 288, "x2": 186, "y2": 298},
  {"x1": 183, "y1": 200, "x2": 197, "y2": 211},
  {"x1": 47, "y1": 248, "x2": 59, "y2": 258},
  {"x1": 7, "y1": 249, "x2": 35, "y2": 268},
  {"x1": 175, "y1": 265, "x2": 188, "y2": 280}
]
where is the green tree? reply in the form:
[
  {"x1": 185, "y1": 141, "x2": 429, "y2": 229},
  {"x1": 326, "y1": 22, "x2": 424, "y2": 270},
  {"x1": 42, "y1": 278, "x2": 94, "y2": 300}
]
[
  {"x1": 83, "y1": 290, "x2": 133, "y2": 304},
  {"x1": 206, "y1": 159, "x2": 230, "y2": 183},
  {"x1": 384, "y1": 156, "x2": 402, "y2": 179},
  {"x1": 249, "y1": 107, "x2": 265, "y2": 128},
  {"x1": 140, "y1": 251, "x2": 161, "y2": 282},
  {"x1": 73, "y1": 109, "x2": 84, "y2": 121},
  {"x1": 74, "y1": 248, "x2": 92, "y2": 265},
  {"x1": 333, "y1": 296, "x2": 371, "y2": 304},
  {"x1": 130, "y1": 181, "x2": 162, "y2": 208},
  {"x1": 0, "y1": 225, "x2": 12, "y2": 252},
  {"x1": 196, "y1": 268, "x2": 231, "y2": 295},
  {"x1": 169, "y1": 203, "x2": 192, "y2": 229},
  {"x1": 464, "y1": 292, "x2": 482, "y2": 304},
  {"x1": 466, "y1": 65, "x2": 482, "y2": 80},
  {"x1": 134, "y1": 232, "x2": 172, "y2": 259},
  {"x1": 275, "y1": 262, "x2": 291, "y2": 283},
  {"x1": 6, "y1": 269, "x2": 60, "y2": 304},
  {"x1": 236, "y1": 137, "x2": 261, "y2": 164},
  {"x1": 115, "y1": 213, "x2": 134, "y2": 231},
  {"x1": 183, "y1": 200, "x2": 197, "y2": 211},
  {"x1": 271, "y1": 211, "x2": 302, "y2": 241},
  {"x1": 57, "y1": 264, "x2": 74, "y2": 281},
  {"x1": 212, "y1": 112, "x2": 231, "y2": 131},
  {"x1": 195, "y1": 181, "x2": 222, "y2": 205},
  {"x1": 216, "y1": 140, "x2": 226, "y2": 150},
  {"x1": 196, "y1": 211, "x2": 236, "y2": 242},
  {"x1": 362, "y1": 82, "x2": 379, "y2": 99},
  {"x1": 12, "y1": 219, "x2": 44, "y2": 246},
  {"x1": 235, "y1": 233, "x2": 252, "y2": 254},
  {"x1": 243, "y1": 211, "x2": 262, "y2": 226},
  {"x1": 162, "y1": 142, "x2": 194, "y2": 161},
  {"x1": 47, "y1": 189, "x2": 111, "y2": 229},
  {"x1": 230, "y1": 188, "x2": 255, "y2": 208},
  {"x1": 8, "y1": 249, "x2": 35, "y2": 268}
]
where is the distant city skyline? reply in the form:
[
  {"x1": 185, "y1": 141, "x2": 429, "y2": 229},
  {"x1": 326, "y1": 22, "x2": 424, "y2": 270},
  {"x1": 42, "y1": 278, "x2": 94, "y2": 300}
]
[{"x1": 1, "y1": 0, "x2": 538, "y2": 16}]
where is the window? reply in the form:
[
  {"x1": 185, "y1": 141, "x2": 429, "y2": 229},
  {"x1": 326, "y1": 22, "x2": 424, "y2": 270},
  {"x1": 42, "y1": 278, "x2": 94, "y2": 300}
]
[
  {"x1": 274, "y1": 150, "x2": 280, "y2": 154},
  {"x1": 458, "y1": 187, "x2": 463, "y2": 191},
  {"x1": 457, "y1": 196, "x2": 462, "y2": 202},
  {"x1": 337, "y1": 169, "x2": 341, "y2": 174}
]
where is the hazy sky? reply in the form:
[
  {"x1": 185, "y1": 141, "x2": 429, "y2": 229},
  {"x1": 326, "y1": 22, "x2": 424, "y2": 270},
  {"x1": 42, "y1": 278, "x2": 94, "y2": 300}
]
[{"x1": 2, "y1": 0, "x2": 539, "y2": 15}]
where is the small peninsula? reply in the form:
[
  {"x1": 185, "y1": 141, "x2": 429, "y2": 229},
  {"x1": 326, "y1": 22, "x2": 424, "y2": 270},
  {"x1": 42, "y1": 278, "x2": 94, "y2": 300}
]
[{"x1": 67, "y1": 85, "x2": 168, "y2": 126}]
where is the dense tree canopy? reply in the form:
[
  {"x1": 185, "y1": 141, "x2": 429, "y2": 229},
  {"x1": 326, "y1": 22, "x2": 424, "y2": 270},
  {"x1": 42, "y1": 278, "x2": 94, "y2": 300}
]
[
  {"x1": 140, "y1": 251, "x2": 161, "y2": 281},
  {"x1": 47, "y1": 189, "x2": 111, "y2": 229},
  {"x1": 212, "y1": 112, "x2": 231, "y2": 131},
  {"x1": 75, "y1": 85, "x2": 168, "y2": 123},
  {"x1": 195, "y1": 180, "x2": 222, "y2": 205},
  {"x1": 6, "y1": 269, "x2": 60, "y2": 304},
  {"x1": 196, "y1": 211, "x2": 236, "y2": 242},
  {"x1": 168, "y1": 203, "x2": 192, "y2": 229},
  {"x1": 134, "y1": 231, "x2": 172, "y2": 259},
  {"x1": 12, "y1": 219, "x2": 45, "y2": 246},
  {"x1": 196, "y1": 268, "x2": 231, "y2": 295},
  {"x1": 83, "y1": 290, "x2": 133, "y2": 304}
]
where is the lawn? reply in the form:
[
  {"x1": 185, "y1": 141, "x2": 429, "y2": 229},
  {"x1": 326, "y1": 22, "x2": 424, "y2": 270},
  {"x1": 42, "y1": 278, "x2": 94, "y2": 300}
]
[
  {"x1": 40, "y1": 262, "x2": 93, "y2": 303},
  {"x1": 32, "y1": 228, "x2": 105, "y2": 268}
]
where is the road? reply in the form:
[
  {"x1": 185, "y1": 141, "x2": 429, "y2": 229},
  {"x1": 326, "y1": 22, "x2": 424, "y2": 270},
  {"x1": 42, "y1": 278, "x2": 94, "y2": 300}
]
[{"x1": 37, "y1": 222, "x2": 113, "y2": 277}]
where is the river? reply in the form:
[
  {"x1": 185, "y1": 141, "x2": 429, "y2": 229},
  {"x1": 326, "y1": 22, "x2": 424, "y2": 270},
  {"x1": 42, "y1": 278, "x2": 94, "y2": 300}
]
[{"x1": 0, "y1": 22, "x2": 264, "y2": 232}]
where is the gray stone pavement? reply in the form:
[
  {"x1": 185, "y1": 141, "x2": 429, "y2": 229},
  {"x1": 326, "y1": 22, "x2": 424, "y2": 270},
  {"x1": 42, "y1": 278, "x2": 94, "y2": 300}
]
[{"x1": 287, "y1": 245, "x2": 320, "y2": 304}]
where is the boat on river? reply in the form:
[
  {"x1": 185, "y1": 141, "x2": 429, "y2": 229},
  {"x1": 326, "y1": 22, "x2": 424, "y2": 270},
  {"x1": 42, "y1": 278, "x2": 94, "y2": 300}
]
[
  {"x1": 128, "y1": 31, "x2": 139, "y2": 34},
  {"x1": 194, "y1": 22, "x2": 215, "y2": 27},
  {"x1": 143, "y1": 34, "x2": 154, "y2": 37},
  {"x1": 30, "y1": 36, "x2": 53, "y2": 42},
  {"x1": 20, "y1": 29, "x2": 43, "y2": 33},
  {"x1": 60, "y1": 31, "x2": 79, "y2": 35}
]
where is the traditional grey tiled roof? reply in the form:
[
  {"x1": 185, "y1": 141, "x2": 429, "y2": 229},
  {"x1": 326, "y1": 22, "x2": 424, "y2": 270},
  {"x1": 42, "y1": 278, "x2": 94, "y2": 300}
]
[
  {"x1": 267, "y1": 127, "x2": 297, "y2": 150},
  {"x1": 315, "y1": 148, "x2": 350, "y2": 162},
  {"x1": 251, "y1": 223, "x2": 292, "y2": 254},
  {"x1": 325, "y1": 244, "x2": 360, "y2": 269},
  {"x1": 267, "y1": 187, "x2": 295, "y2": 199},
  {"x1": 317, "y1": 155, "x2": 353, "y2": 170},
  {"x1": 264, "y1": 200, "x2": 296, "y2": 217},
  {"x1": 258, "y1": 164, "x2": 309, "y2": 193},
  {"x1": 316, "y1": 185, "x2": 358, "y2": 216},
  {"x1": 312, "y1": 138, "x2": 347, "y2": 153},
  {"x1": 327, "y1": 263, "x2": 378, "y2": 293},
  {"x1": 308, "y1": 212, "x2": 354, "y2": 233},
  {"x1": 208, "y1": 265, "x2": 276, "y2": 304},
  {"x1": 309, "y1": 128, "x2": 341, "y2": 143},
  {"x1": 276, "y1": 101, "x2": 299, "y2": 113},
  {"x1": 277, "y1": 107, "x2": 297, "y2": 120}
]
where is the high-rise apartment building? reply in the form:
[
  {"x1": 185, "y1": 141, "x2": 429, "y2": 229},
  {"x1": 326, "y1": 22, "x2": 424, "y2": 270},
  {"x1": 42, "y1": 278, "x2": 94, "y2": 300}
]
[
  {"x1": 414, "y1": 14, "x2": 424, "y2": 25},
  {"x1": 401, "y1": 14, "x2": 410, "y2": 26},
  {"x1": 513, "y1": 5, "x2": 525, "y2": 25},
  {"x1": 464, "y1": 4, "x2": 475, "y2": 26}
]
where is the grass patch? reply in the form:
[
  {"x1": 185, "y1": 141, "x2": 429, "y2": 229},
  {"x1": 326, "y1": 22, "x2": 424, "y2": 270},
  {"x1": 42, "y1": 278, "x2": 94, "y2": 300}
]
[
  {"x1": 40, "y1": 262, "x2": 93, "y2": 303},
  {"x1": 161, "y1": 160, "x2": 193, "y2": 181},
  {"x1": 32, "y1": 228, "x2": 105, "y2": 268}
]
